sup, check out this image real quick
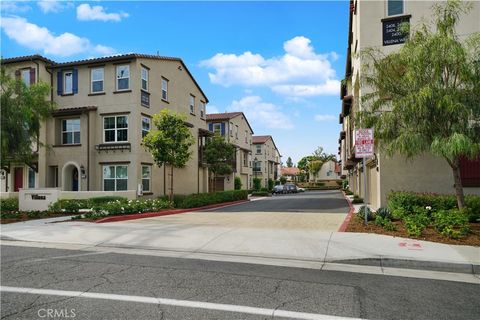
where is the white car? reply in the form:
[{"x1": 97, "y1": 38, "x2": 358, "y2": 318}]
[{"x1": 297, "y1": 187, "x2": 305, "y2": 192}]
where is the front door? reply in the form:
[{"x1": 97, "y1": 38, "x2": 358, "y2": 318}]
[
  {"x1": 214, "y1": 177, "x2": 225, "y2": 192},
  {"x1": 14, "y1": 167, "x2": 23, "y2": 192},
  {"x1": 72, "y1": 167, "x2": 79, "y2": 191}
]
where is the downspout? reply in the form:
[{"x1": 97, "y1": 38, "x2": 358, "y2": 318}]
[
  {"x1": 32, "y1": 59, "x2": 41, "y2": 156},
  {"x1": 87, "y1": 111, "x2": 90, "y2": 190},
  {"x1": 197, "y1": 137, "x2": 200, "y2": 194}
]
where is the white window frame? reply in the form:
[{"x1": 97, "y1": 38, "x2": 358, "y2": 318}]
[
  {"x1": 141, "y1": 116, "x2": 151, "y2": 138},
  {"x1": 256, "y1": 145, "x2": 261, "y2": 154},
  {"x1": 200, "y1": 101, "x2": 205, "y2": 119},
  {"x1": 116, "y1": 65, "x2": 130, "y2": 91},
  {"x1": 161, "y1": 78, "x2": 168, "y2": 101},
  {"x1": 21, "y1": 69, "x2": 31, "y2": 87},
  {"x1": 141, "y1": 67, "x2": 149, "y2": 91},
  {"x1": 230, "y1": 122, "x2": 233, "y2": 137},
  {"x1": 387, "y1": 0, "x2": 404, "y2": 16},
  {"x1": 244, "y1": 130, "x2": 248, "y2": 143},
  {"x1": 91, "y1": 67, "x2": 104, "y2": 93},
  {"x1": 190, "y1": 95, "x2": 195, "y2": 114},
  {"x1": 213, "y1": 123, "x2": 221, "y2": 135},
  {"x1": 64, "y1": 70, "x2": 73, "y2": 94},
  {"x1": 235, "y1": 125, "x2": 239, "y2": 139},
  {"x1": 28, "y1": 167, "x2": 36, "y2": 189},
  {"x1": 103, "y1": 165, "x2": 128, "y2": 191},
  {"x1": 61, "y1": 118, "x2": 81, "y2": 145},
  {"x1": 103, "y1": 115, "x2": 128, "y2": 143},
  {"x1": 141, "y1": 165, "x2": 151, "y2": 192}
]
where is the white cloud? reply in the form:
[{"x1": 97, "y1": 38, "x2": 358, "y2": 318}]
[
  {"x1": 1, "y1": 1, "x2": 31, "y2": 13},
  {"x1": 0, "y1": 16, "x2": 116, "y2": 57},
  {"x1": 37, "y1": 1, "x2": 72, "y2": 13},
  {"x1": 227, "y1": 96, "x2": 293, "y2": 130},
  {"x1": 206, "y1": 105, "x2": 220, "y2": 114},
  {"x1": 314, "y1": 114, "x2": 336, "y2": 122},
  {"x1": 76, "y1": 3, "x2": 129, "y2": 22},
  {"x1": 201, "y1": 36, "x2": 339, "y2": 97}
]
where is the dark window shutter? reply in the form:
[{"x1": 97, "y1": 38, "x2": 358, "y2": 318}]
[
  {"x1": 221, "y1": 123, "x2": 225, "y2": 136},
  {"x1": 29, "y1": 68, "x2": 36, "y2": 85},
  {"x1": 57, "y1": 71, "x2": 63, "y2": 95},
  {"x1": 72, "y1": 69, "x2": 78, "y2": 94},
  {"x1": 208, "y1": 123, "x2": 213, "y2": 132}
]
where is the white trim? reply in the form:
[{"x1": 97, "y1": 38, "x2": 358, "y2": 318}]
[
  {"x1": 189, "y1": 94, "x2": 195, "y2": 114},
  {"x1": 141, "y1": 116, "x2": 151, "y2": 138},
  {"x1": 102, "y1": 164, "x2": 128, "y2": 191},
  {"x1": 103, "y1": 115, "x2": 129, "y2": 143},
  {"x1": 64, "y1": 70, "x2": 73, "y2": 94},
  {"x1": 212, "y1": 123, "x2": 221, "y2": 135},
  {"x1": 141, "y1": 67, "x2": 149, "y2": 92},
  {"x1": 386, "y1": 0, "x2": 404, "y2": 17},
  {"x1": 61, "y1": 118, "x2": 81, "y2": 145},
  {"x1": 141, "y1": 165, "x2": 152, "y2": 192},
  {"x1": 161, "y1": 78, "x2": 168, "y2": 101},
  {"x1": 91, "y1": 67, "x2": 104, "y2": 93},
  {"x1": 61, "y1": 161, "x2": 81, "y2": 191},
  {"x1": 116, "y1": 65, "x2": 130, "y2": 91}
]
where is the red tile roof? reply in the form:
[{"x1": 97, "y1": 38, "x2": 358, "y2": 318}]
[
  {"x1": 206, "y1": 112, "x2": 243, "y2": 120},
  {"x1": 281, "y1": 167, "x2": 300, "y2": 176},
  {"x1": 252, "y1": 135, "x2": 271, "y2": 144}
]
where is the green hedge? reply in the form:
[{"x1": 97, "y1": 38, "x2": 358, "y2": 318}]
[
  {"x1": 0, "y1": 198, "x2": 19, "y2": 213},
  {"x1": 251, "y1": 191, "x2": 270, "y2": 197},
  {"x1": 305, "y1": 186, "x2": 341, "y2": 190},
  {"x1": 173, "y1": 190, "x2": 248, "y2": 209}
]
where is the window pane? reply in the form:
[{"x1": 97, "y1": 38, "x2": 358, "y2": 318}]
[
  {"x1": 142, "y1": 79, "x2": 147, "y2": 91},
  {"x1": 116, "y1": 166, "x2": 128, "y2": 179},
  {"x1": 104, "y1": 179, "x2": 115, "y2": 191},
  {"x1": 118, "y1": 78, "x2": 129, "y2": 90},
  {"x1": 142, "y1": 179, "x2": 150, "y2": 192},
  {"x1": 28, "y1": 168, "x2": 35, "y2": 188},
  {"x1": 64, "y1": 72, "x2": 73, "y2": 93},
  {"x1": 117, "y1": 129, "x2": 128, "y2": 141},
  {"x1": 62, "y1": 120, "x2": 67, "y2": 132},
  {"x1": 63, "y1": 132, "x2": 72, "y2": 144},
  {"x1": 74, "y1": 131, "x2": 80, "y2": 144},
  {"x1": 103, "y1": 166, "x2": 115, "y2": 179},
  {"x1": 92, "y1": 81, "x2": 103, "y2": 92},
  {"x1": 117, "y1": 116, "x2": 128, "y2": 128},
  {"x1": 116, "y1": 179, "x2": 128, "y2": 191},
  {"x1": 72, "y1": 119, "x2": 80, "y2": 131},
  {"x1": 117, "y1": 65, "x2": 129, "y2": 78},
  {"x1": 105, "y1": 130, "x2": 115, "y2": 142},
  {"x1": 142, "y1": 118, "x2": 150, "y2": 130},
  {"x1": 388, "y1": 0, "x2": 403, "y2": 15},
  {"x1": 104, "y1": 117, "x2": 115, "y2": 129},
  {"x1": 92, "y1": 68, "x2": 103, "y2": 81},
  {"x1": 142, "y1": 166, "x2": 151, "y2": 178}
]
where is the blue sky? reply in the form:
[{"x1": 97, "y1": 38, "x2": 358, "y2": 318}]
[{"x1": 1, "y1": 1, "x2": 349, "y2": 164}]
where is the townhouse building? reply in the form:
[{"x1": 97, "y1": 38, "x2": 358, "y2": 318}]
[
  {"x1": 252, "y1": 136, "x2": 281, "y2": 188},
  {"x1": 1, "y1": 53, "x2": 210, "y2": 197},
  {"x1": 309, "y1": 160, "x2": 341, "y2": 182},
  {"x1": 338, "y1": 0, "x2": 480, "y2": 209},
  {"x1": 206, "y1": 112, "x2": 254, "y2": 191}
]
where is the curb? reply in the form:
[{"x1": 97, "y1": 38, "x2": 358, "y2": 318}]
[
  {"x1": 338, "y1": 191, "x2": 355, "y2": 232},
  {"x1": 94, "y1": 200, "x2": 249, "y2": 223}
]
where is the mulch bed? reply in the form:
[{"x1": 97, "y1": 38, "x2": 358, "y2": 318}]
[
  {"x1": 0, "y1": 212, "x2": 75, "y2": 224},
  {"x1": 346, "y1": 216, "x2": 480, "y2": 246}
]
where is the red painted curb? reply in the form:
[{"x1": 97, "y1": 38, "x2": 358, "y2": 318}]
[
  {"x1": 94, "y1": 200, "x2": 249, "y2": 223},
  {"x1": 338, "y1": 191, "x2": 355, "y2": 232}
]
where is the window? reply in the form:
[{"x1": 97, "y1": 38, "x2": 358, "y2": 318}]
[
  {"x1": 141, "y1": 117, "x2": 151, "y2": 138},
  {"x1": 103, "y1": 165, "x2": 128, "y2": 191},
  {"x1": 235, "y1": 125, "x2": 238, "y2": 139},
  {"x1": 91, "y1": 68, "x2": 104, "y2": 93},
  {"x1": 161, "y1": 78, "x2": 168, "y2": 100},
  {"x1": 141, "y1": 67, "x2": 148, "y2": 91},
  {"x1": 21, "y1": 69, "x2": 31, "y2": 87},
  {"x1": 200, "y1": 101, "x2": 205, "y2": 118},
  {"x1": 244, "y1": 130, "x2": 248, "y2": 143},
  {"x1": 28, "y1": 167, "x2": 35, "y2": 189},
  {"x1": 256, "y1": 145, "x2": 261, "y2": 154},
  {"x1": 213, "y1": 123, "x2": 221, "y2": 135},
  {"x1": 190, "y1": 95, "x2": 195, "y2": 114},
  {"x1": 142, "y1": 165, "x2": 151, "y2": 192},
  {"x1": 62, "y1": 119, "x2": 80, "y2": 144},
  {"x1": 104, "y1": 115, "x2": 128, "y2": 142},
  {"x1": 387, "y1": 0, "x2": 403, "y2": 16},
  {"x1": 64, "y1": 71, "x2": 73, "y2": 94},
  {"x1": 116, "y1": 65, "x2": 130, "y2": 90},
  {"x1": 230, "y1": 122, "x2": 233, "y2": 137},
  {"x1": 243, "y1": 151, "x2": 248, "y2": 167}
]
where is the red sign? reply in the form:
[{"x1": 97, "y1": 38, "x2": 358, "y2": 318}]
[{"x1": 355, "y1": 128, "x2": 374, "y2": 158}]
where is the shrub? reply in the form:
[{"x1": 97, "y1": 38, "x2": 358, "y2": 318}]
[
  {"x1": 357, "y1": 205, "x2": 374, "y2": 222},
  {"x1": 89, "y1": 196, "x2": 126, "y2": 205},
  {"x1": 234, "y1": 177, "x2": 242, "y2": 190},
  {"x1": 344, "y1": 189, "x2": 354, "y2": 195},
  {"x1": 48, "y1": 199, "x2": 91, "y2": 213},
  {"x1": 315, "y1": 182, "x2": 325, "y2": 187},
  {"x1": 336, "y1": 181, "x2": 343, "y2": 186},
  {"x1": 376, "y1": 207, "x2": 391, "y2": 220},
  {"x1": 280, "y1": 177, "x2": 287, "y2": 185},
  {"x1": 0, "y1": 198, "x2": 19, "y2": 213},
  {"x1": 403, "y1": 212, "x2": 430, "y2": 237},
  {"x1": 91, "y1": 198, "x2": 172, "y2": 217},
  {"x1": 433, "y1": 209, "x2": 470, "y2": 239},
  {"x1": 252, "y1": 178, "x2": 261, "y2": 191},
  {"x1": 251, "y1": 191, "x2": 270, "y2": 197},
  {"x1": 174, "y1": 190, "x2": 248, "y2": 209},
  {"x1": 260, "y1": 187, "x2": 269, "y2": 192},
  {"x1": 268, "y1": 179, "x2": 274, "y2": 191},
  {"x1": 374, "y1": 215, "x2": 397, "y2": 231},
  {"x1": 352, "y1": 195, "x2": 363, "y2": 204}
]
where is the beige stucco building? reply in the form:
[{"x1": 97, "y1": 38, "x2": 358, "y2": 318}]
[
  {"x1": 309, "y1": 160, "x2": 341, "y2": 182},
  {"x1": 252, "y1": 136, "x2": 281, "y2": 188},
  {"x1": 339, "y1": 0, "x2": 480, "y2": 209},
  {"x1": 206, "y1": 112, "x2": 254, "y2": 191},
  {"x1": 1, "y1": 53, "x2": 211, "y2": 197}
]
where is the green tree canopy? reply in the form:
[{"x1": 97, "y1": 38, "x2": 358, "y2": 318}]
[
  {"x1": 286, "y1": 157, "x2": 293, "y2": 167},
  {"x1": 203, "y1": 134, "x2": 236, "y2": 191},
  {"x1": 359, "y1": 0, "x2": 480, "y2": 209},
  {"x1": 142, "y1": 109, "x2": 194, "y2": 200},
  {"x1": 0, "y1": 67, "x2": 54, "y2": 170}
]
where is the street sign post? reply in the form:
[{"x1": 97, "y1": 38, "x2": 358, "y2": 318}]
[{"x1": 355, "y1": 129, "x2": 374, "y2": 225}]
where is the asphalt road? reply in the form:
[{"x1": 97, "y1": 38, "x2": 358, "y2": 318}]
[
  {"x1": 205, "y1": 190, "x2": 350, "y2": 213},
  {"x1": 2, "y1": 245, "x2": 479, "y2": 320}
]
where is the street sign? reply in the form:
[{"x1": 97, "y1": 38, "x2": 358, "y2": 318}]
[{"x1": 355, "y1": 128, "x2": 374, "y2": 158}]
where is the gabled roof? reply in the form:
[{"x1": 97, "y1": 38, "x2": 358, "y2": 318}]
[
  {"x1": 1, "y1": 53, "x2": 208, "y2": 102},
  {"x1": 252, "y1": 135, "x2": 281, "y2": 156},
  {"x1": 206, "y1": 112, "x2": 254, "y2": 134},
  {"x1": 281, "y1": 167, "x2": 300, "y2": 176}
]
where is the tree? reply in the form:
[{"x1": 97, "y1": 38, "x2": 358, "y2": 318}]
[
  {"x1": 279, "y1": 176, "x2": 287, "y2": 185},
  {"x1": 0, "y1": 67, "x2": 54, "y2": 171},
  {"x1": 359, "y1": 0, "x2": 480, "y2": 209},
  {"x1": 299, "y1": 147, "x2": 336, "y2": 181},
  {"x1": 286, "y1": 157, "x2": 293, "y2": 167},
  {"x1": 234, "y1": 176, "x2": 242, "y2": 190},
  {"x1": 308, "y1": 160, "x2": 323, "y2": 181},
  {"x1": 203, "y1": 134, "x2": 236, "y2": 192},
  {"x1": 143, "y1": 109, "x2": 195, "y2": 201}
]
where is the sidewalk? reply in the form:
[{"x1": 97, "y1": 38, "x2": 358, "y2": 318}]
[{"x1": 1, "y1": 212, "x2": 478, "y2": 275}]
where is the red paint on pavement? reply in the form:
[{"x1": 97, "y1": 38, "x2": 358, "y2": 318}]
[
  {"x1": 338, "y1": 191, "x2": 355, "y2": 232},
  {"x1": 398, "y1": 240, "x2": 423, "y2": 251},
  {"x1": 94, "y1": 200, "x2": 249, "y2": 223}
]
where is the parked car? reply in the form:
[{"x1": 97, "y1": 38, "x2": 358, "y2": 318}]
[
  {"x1": 284, "y1": 183, "x2": 298, "y2": 194},
  {"x1": 273, "y1": 185, "x2": 285, "y2": 194},
  {"x1": 297, "y1": 187, "x2": 305, "y2": 193}
]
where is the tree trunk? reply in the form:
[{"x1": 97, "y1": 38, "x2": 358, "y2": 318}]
[
  {"x1": 450, "y1": 158, "x2": 465, "y2": 209},
  {"x1": 170, "y1": 165, "x2": 174, "y2": 202}
]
